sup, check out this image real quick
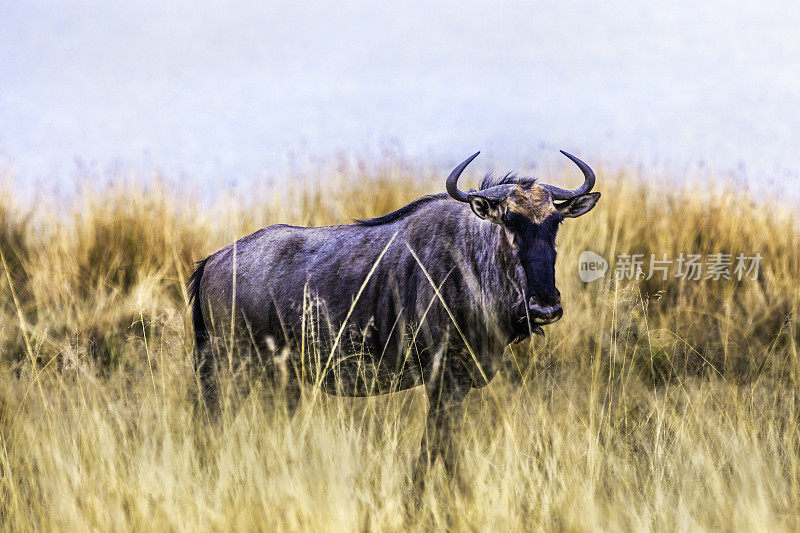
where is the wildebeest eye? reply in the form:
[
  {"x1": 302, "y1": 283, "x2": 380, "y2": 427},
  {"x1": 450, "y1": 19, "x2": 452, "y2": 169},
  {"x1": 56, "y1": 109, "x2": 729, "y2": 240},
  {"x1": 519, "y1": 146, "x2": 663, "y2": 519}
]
[{"x1": 501, "y1": 211, "x2": 520, "y2": 229}]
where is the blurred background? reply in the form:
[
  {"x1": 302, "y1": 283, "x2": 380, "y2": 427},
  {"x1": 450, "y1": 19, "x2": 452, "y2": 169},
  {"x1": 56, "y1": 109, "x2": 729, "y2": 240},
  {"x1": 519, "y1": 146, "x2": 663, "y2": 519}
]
[{"x1": 1, "y1": 0, "x2": 799, "y2": 194}]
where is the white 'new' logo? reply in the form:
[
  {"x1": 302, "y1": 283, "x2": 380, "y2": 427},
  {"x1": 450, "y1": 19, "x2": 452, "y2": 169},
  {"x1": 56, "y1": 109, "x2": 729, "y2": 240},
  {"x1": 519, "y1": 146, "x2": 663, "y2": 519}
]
[{"x1": 578, "y1": 251, "x2": 608, "y2": 282}]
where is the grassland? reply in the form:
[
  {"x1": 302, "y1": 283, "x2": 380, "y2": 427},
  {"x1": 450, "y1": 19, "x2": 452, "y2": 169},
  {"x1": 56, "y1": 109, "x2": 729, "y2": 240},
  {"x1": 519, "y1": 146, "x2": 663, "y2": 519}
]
[{"x1": 0, "y1": 157, "x2": 798, "y2": 531}]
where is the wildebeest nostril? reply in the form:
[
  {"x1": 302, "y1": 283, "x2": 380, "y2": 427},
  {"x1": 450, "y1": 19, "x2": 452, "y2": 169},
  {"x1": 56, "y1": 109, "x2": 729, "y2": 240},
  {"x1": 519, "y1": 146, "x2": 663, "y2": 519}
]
[{"x1": 527, "y1": 299, "x2": 563, "y2": 324}]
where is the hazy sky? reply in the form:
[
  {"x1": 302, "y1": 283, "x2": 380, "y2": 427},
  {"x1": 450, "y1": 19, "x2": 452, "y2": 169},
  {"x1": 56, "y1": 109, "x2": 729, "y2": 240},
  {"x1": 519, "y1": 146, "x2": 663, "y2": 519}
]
[{"x1": 1, "y1": 1, "x2": 799, "y2": 190}]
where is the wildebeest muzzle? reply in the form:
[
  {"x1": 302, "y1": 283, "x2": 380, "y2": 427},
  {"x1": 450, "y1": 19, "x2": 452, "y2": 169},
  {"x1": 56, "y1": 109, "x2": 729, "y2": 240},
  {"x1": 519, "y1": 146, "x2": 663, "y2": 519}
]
[{"x1": 527, "y1": 297, "x2": 563, "y2": 325}]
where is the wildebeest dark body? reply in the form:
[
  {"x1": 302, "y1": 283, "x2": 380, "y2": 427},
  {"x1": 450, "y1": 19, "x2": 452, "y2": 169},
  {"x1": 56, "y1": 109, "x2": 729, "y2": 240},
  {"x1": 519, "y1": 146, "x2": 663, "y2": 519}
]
[{"x1": 189, "y1": 151, "x2": 600, "y2": 488}]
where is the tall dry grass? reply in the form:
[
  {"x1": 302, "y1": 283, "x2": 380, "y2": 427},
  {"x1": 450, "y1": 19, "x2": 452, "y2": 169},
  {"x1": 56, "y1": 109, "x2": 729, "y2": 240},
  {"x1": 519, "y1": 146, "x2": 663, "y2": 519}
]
[{"x1": 0, "y1": 157, "x2": 798, "y2": 531}]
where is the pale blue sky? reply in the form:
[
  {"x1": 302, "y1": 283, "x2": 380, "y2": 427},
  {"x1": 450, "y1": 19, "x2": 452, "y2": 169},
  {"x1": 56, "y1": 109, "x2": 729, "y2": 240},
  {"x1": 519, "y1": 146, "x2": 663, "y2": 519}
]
[{"x1": 1, "y1": 1, "x2": 799, "y2": 191}]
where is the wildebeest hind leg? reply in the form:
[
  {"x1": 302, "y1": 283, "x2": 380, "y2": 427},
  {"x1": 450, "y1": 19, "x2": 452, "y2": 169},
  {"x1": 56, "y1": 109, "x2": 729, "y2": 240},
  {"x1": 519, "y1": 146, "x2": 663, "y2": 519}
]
[{"x1": 194, "y1": 346, "x2": 220, "y2": 418}]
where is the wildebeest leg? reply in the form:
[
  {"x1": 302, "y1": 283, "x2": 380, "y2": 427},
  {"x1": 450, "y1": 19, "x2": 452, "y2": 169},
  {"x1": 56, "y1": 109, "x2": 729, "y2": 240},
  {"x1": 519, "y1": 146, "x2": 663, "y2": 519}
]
[
  {"x1": 284, "y1": 377, "x2": 302, "y2": 418},
  {"x1": 262, "y1": 363, "x2": 302, "y2": 419},
  {"x1": 412, "y1": 364, "x2": 471, "y2": 494},
  {"x1": 195, "y1": 345, "x2": 220, "y2": 418},
  {"x1": 260, "y1": 345, "x2": 303, "y2": 419}
]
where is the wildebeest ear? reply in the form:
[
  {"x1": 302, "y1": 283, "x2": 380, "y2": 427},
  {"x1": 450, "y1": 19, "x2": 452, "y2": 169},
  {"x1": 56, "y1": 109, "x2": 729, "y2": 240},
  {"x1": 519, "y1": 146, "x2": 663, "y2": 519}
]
[
  {"x1": 555, "y1": 192, "x2": 600, "y2": 218},
  {"x1": 468, "y1": 195, "x2": 503, "y2": 223}
]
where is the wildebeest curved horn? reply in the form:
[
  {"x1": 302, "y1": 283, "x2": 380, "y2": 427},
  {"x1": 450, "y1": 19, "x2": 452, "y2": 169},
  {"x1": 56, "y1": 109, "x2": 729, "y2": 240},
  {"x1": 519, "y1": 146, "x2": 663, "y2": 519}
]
[
  {"x1": 542, "y1": 150, "x2": 596, "y2": 200},
  {"x1": 446, "y1": 151, "x2": 480, "y2": 202}
]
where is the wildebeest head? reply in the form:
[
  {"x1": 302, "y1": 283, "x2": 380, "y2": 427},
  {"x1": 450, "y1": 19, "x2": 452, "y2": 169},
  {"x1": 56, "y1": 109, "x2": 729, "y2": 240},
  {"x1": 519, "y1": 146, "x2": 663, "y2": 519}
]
[{"x1": 446, "y1": 151, "x2": 600, "y2": 333}]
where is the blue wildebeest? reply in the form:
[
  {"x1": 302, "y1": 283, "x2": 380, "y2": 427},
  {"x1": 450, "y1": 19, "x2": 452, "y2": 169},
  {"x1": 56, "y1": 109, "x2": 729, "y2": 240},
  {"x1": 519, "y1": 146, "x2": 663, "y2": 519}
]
[{"x1": 189, "y1": 150, "x2": 600, "y2": 487}]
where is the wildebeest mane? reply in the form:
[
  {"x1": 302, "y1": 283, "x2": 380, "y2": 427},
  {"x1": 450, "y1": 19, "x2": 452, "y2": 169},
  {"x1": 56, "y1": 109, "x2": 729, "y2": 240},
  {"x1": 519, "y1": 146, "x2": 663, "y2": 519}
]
[
  {"x1": 355, "y1": 173, "x2": 537, "y2": 227},
  {"x1": 354, "y1": 193, "x2": 447, "y2": 226},
  {"x1": 480, "y1": 172, "x2": 537, "y2": 190}
]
